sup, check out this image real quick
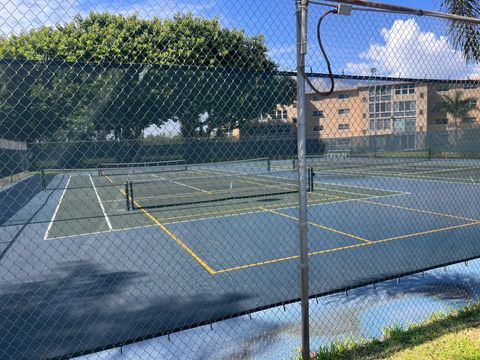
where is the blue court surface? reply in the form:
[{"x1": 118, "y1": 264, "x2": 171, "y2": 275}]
[{"x1": 1, "y1": 158, "x2": 480, "y2": 359}]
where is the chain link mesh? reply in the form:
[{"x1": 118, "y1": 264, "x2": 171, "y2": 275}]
[{"x1": 0, "y1": 0, "x2": 480, "y2": 359}]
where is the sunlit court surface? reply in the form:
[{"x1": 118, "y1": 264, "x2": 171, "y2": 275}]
[{"x1": 2, "y1": 153, "x2": 480, "y2": 358}]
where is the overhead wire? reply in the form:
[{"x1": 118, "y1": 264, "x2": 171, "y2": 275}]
[{"x1": 302, "y1": 8, "x2": 338, "y2": 96}]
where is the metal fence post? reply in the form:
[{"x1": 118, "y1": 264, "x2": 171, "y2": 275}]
[{"x1": 296, "y1": 0, "x2": 310, "y2": 358}]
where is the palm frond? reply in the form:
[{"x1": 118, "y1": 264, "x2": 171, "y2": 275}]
[{"x1": 440, "y1": 0, "x2": 480, "y2": 61}]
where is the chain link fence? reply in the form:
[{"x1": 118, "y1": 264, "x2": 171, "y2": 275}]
[{"x1": 1, "y1": 0, "x2": 480, "y2": 359}]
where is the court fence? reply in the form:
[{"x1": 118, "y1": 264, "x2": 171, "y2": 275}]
[
  {"x1": 0, "y1": 138, "x2": 29, "y2": 182},
  {"x1": 0, "y1": 1, "x2": 480, "y2": 360}
]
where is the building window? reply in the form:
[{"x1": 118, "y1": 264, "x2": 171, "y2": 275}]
[
  {"x1": 292, "y1": 118, "x2": 297, "y2": 123},
  {"x1": 394, "y1": 84, "x2": 415, "y2": 95},
  {"x1": 393, "y1": 101, "x2": 416, "y2": 117},
  {"x1": 419, "y1": 92, "x2": 425, "y2": 99},
  {"x1": 369, "y1": 85, "x2": 392, "y2": 102},
  {"x1": 370, "y1": 119, "x2": 391, "y2": 130},
  {"x1": 312, "y1": 110, "x2": 324, "y2": 117},
  {"x1": 362, "y1": 113, "x2": 367, "y2": 119},
  {"x1": 338, "y1": 93, "x2": 350, "y2": 100},
  {"x1": 313, "y1": 125, "x2": 324, "y2": 131},
  {"x1": 338, "y1": 108, "x2": 350, "y2": 116},
  {"x1": 394, "y1": 118, "x2": 416, "y2": 133},
  {"x1": 437, "y1": 84, "x2": 449, "y2": 92},
  {"x1": 464, "y1": 83, "x2": 478, "y2": 89},
  {"x1": 338, "y1": 123, "x2": 350, "y2": 130},
  {"x1": 419, "y1": 109, "x2": 424, "y2": 116},
  {"x1": 435, "y1": 118, "x2": 448, "y2": 125},
  {"x1": 464, "y1": 117, "x2": 476, "y2": 124},
  {"x1": 369, "y1": 102, "x2": 392, "y2": 115},
  {"x1": 275, "y1": 109, "x2": 288, "y2": 120},
  {"x1": 362, "y1": 96, "x2": 368, "y2": 103},
  {"x1": 468, "y1": 99, "x2": 477, "y2": 107},
  {"x1": 369, "y1": 86, "x2": 392, "y2": 119}
]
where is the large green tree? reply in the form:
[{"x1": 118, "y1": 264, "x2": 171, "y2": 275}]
[{"x1": 0, "y1": 12, "x2": 295, "y2": 141}]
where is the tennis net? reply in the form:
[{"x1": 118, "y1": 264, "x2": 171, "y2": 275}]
[
  {"x1": 125, "y1": 169, "x2": 311, "y2": 210},
  {"x1": 302, "y1": 148, "x2": 432, "y2": 172},
  {"x1": 98, "y1": 159, "x2": 187, "y2": 176}
]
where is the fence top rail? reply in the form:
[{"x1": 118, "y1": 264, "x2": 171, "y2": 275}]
[{"x1": 314, "y1": 0, "x2": 480, "y2": 25}]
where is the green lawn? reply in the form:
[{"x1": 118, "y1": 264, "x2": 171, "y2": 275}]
[{"x1": 302, "y1": 300, "x2": 480, "y2": 360}]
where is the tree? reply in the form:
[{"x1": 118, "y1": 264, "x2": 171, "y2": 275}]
[
  {"x1": 440, "y1": 0, "x2": 480, "y2": 62},
  {"x1": 442, "y1": 91, "x2": 478, "y2": 144},
  {"x1": 0, "y1": 12, "x2": 295, "y2": 141}
]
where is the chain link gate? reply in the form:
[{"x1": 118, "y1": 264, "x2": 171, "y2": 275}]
[{"x1": 0, "y1": 0, "x2": 480, "y2": 359}]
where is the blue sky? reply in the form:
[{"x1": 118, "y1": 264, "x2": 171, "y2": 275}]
[{"x1": 1, "y1": 0, "x2": 478, "y2": 79}]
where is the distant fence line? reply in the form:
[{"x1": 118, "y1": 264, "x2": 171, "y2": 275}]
[
  {"x1": 26, "y1": 127, "x2": 480, "y2": 172},
  {"x1": 28, "y1": 138, "x2": 311, "y2": 170}
]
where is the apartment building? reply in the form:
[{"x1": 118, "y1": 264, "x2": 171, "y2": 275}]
[{"x1": 266, "y1": 81, "x2": 480, "y2": 148}]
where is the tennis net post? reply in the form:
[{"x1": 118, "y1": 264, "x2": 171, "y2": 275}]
[
  {"x1": 40, "y1": 169, "x2": 45, "y2": 190},
  {"x1": 129, "y1": 181, "x2": 134, "y2": 211},
  {"x1": 125, "y1": 182, "x2": 130, "y2": 211}
]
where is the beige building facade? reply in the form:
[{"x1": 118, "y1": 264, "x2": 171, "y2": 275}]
[{"x1": 266, "y1": 81, "x2": 480, "y2": 148}]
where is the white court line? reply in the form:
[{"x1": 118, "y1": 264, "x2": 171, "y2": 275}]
[
  {"x1": 402, "y1": 164, "x2": 480, "y2": 176},
  {"x1": 153, "y1": 173, "x2": 211, "y2": 194},
  {"x1": 203, "y1": 167, "x2": 409, "y2": 194},
  {"x1": 46, "y1": 190, "x2": 410, "y2": 241},
  {"x1": 247, "y1": 172, "x2": 407, "y2": 198},
  {"x1": 43, "y1": 176, "x2": 71, "y2": 240},
  {"x1": 89, "y1": 174, "x2": 113, "y2": 231},
  {"x1": 102, "y1": 184, "x2": 271, "y2": 203},
  {"x1": 319, "y1": 168, "x2": 480, "y2": 186}
]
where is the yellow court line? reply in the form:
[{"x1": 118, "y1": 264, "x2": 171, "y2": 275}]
[
  {"x1": 155, "y1": 194, "x2": 340, "y2": 224},
  {"x1": 261, "y1": 207, "x2": 372, "y2": 244},
  {"x1": 402, "y1": 164, "x2": 480, "y2": 176},
  {"x1": 377, "y1": 220, "x2": 480, "y2": 242},
  {"x1": 215, "y1": 254, "x2": 301, "y2": 273},
  {"x1": 358, "y1": 199, "x2": 479, "y2": 222},
  {"x1": 317, "y1": 191, "x2": 478, "y2": 223},
  {"x1": 105, "y1": 175, "x2": 217, "y2": 275},
  {"x1": 322, "y1": 167, "x2": 474, "y2": 183},
  {"x1": 138, "y1": 205, "x2": 217, "y2": 274},
  {"x1": 108, "y1": 175, "x2": 480, "y2": 276},
  {"x1": 216, "y1": 219, "x2": 480, "y2": 274}
]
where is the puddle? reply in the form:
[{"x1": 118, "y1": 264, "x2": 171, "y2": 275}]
[{"x1": 77, "y1": 260, "x2": 480, "y2": 360}]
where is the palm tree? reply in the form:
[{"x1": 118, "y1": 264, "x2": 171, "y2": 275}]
[
  {"x1": 441, "y1": 0, "x2": 480, "y2": 61},
  {"x1": 442, "y1": 91, "x2": 478, "y2": 144}
]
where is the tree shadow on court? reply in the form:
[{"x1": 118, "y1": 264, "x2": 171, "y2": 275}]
[
  {"x1": 0, "y1": 175, "x2": 44, "y2": 226},
  {"x1": 0, "y1": 260, "x2": 251, "y2": 360}
]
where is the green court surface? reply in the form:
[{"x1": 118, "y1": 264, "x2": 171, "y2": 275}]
[{"x1": 43, "y1": 167, "x2": 400, "y2": 240}]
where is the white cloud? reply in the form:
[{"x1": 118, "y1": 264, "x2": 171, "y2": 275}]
[
  {"x1": 345, "y1": 18, "x2": 480, "y2": 79},
  {"x1": 0, "y1": 0, "x2": 80, "y2": 35}
]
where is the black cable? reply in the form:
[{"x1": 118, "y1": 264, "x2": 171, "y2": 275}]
[{"x1": 303, "y1": 8, "x2": 337, "y2": 96}]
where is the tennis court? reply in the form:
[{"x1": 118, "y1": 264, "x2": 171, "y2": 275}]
[{"x1": 3, "y1": 154, "x2": 480, "y2": 359}]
